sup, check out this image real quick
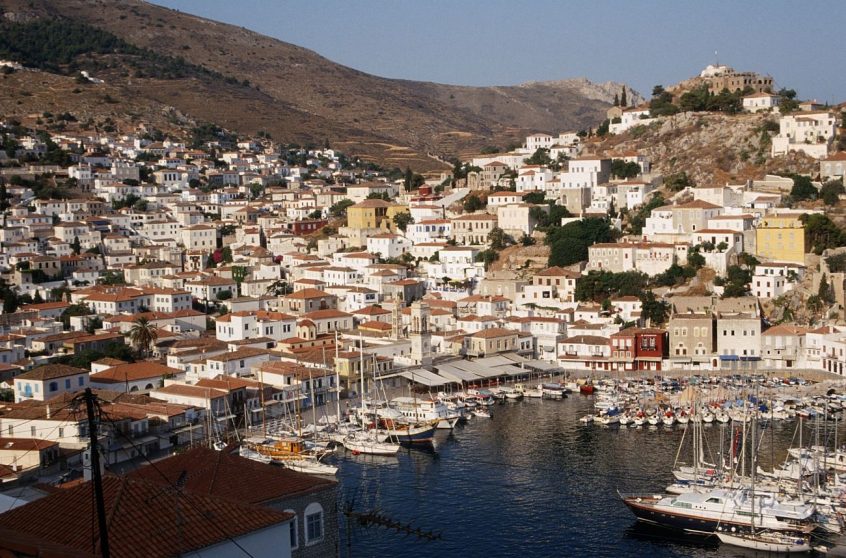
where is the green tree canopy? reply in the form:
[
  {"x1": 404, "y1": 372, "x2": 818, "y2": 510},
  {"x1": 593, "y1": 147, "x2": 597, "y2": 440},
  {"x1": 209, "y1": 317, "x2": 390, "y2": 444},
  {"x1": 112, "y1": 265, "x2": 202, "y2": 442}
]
[{"x1": 546, "y1": 218, "x2": 617, "y2": 267}]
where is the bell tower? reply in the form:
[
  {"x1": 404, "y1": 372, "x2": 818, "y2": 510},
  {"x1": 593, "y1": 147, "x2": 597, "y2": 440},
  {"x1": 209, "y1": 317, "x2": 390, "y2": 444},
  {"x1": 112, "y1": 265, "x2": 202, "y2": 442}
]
[{"x1": 409, "y1": 301, "x2": 432, "y2": 368}]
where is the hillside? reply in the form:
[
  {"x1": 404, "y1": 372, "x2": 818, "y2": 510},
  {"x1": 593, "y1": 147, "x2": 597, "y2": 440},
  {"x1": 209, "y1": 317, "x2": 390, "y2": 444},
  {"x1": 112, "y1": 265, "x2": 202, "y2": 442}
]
[
  {"x1": 0, "y1": 0, "x2": 625, "y2": 170},
  {"x1": 591, "y1": 111, "x2": 818, "y2": 186}
]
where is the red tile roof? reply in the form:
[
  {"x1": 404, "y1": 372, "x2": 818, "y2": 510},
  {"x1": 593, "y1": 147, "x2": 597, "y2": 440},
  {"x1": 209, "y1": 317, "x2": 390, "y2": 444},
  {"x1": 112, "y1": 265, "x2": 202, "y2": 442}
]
[
  {"x1": 129, "y1": 446, "x2": 335, "y2": 503},
  {"x1": 0, "y1": 475, "x2": 293, "y2": 558}
]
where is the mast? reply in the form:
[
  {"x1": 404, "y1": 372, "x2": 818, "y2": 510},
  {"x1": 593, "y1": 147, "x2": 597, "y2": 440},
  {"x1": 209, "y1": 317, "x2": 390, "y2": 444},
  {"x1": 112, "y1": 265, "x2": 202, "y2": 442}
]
[
  {"x1": 750, "y1": 384, "x2": 757, "y2": 535},
  {"x1": 798, "y1": 415, "x2": 804, "y2": 502},
  {"x1": 335, "y1": 330, "x2": 341, "y2": 425},
  {"x1": 308, "y1": 368, "x2": 318, "y2": 438},
  {"x1": 359, "y1": 330, "x2": 366, "y2": 429}
]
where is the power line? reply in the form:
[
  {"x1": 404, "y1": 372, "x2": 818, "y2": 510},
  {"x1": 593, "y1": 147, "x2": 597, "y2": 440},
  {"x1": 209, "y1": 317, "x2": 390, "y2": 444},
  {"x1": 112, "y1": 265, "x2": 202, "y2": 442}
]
[{"x1": 97, "y1": 407, "x2": 258, "y2": 558}]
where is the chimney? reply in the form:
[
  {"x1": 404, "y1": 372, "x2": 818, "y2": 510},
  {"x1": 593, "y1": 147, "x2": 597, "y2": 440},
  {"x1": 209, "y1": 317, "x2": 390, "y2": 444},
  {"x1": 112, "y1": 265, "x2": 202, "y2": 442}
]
[{"x1": 45, "y1": 404, "x2": 51, "y2": 419}]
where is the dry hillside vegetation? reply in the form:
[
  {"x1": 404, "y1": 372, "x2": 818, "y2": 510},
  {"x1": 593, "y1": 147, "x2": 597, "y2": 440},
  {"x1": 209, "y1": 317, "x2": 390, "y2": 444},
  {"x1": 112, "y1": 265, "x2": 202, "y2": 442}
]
[{"x1": 0, "y1": 0, "x2": 628, "y2": 170}]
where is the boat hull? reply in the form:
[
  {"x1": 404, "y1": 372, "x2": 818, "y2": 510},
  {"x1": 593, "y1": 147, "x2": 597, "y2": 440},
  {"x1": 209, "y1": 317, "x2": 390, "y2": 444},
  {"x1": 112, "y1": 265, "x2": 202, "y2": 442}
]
[
  {"x1": 622, "y1": 496, "x2": 811, "y2": 536},
  {"x1": 716, "y1": 532, "x2": 811, "y2": 553}
]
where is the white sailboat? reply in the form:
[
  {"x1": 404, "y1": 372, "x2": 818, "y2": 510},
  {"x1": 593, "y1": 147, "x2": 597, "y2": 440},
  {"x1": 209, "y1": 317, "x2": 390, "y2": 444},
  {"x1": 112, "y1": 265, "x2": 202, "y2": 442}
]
[
  {"x1": 341, "y1": 333, "x2": 401, "y2": 456},
  {"x1": 716, "y1": 387, "x2": 812, "y2": 553}
]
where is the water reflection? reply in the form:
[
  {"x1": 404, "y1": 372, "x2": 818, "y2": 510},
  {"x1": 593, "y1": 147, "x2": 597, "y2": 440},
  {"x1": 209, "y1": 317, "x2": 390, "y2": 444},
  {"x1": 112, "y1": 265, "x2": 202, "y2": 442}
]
[{"x1": 337, "y1": 395, "x2": 841, "y2": 558}]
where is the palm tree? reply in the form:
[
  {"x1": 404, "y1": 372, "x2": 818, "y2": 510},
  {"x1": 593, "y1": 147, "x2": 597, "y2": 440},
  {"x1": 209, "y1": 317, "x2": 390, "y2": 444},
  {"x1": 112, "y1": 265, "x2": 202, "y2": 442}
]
[{"x1": 128, "y1": 317, "x2": 158, "y2": 358}]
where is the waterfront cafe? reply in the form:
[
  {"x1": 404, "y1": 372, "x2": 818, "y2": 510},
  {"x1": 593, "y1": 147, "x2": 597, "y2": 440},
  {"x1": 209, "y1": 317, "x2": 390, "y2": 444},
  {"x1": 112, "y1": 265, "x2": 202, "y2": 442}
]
[{"x1": 385, "y1": 353, "x2": 563, "y2": 391}]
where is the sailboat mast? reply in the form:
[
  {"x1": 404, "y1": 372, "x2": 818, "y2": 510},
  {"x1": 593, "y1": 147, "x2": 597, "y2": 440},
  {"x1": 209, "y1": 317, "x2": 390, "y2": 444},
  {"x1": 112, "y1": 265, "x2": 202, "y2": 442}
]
[
  {"x1": 359, "y1": 331, "x2": 366, "y2": 429},
  {"x1": 750, "y1": 386, "x2": 756, "y2": 533},
  {"x1": 335, "y1": 330, "x2": 341, "y2": 424},
  {"x1": 309, "y1": 368, "x2": 318, "y2": 437}
]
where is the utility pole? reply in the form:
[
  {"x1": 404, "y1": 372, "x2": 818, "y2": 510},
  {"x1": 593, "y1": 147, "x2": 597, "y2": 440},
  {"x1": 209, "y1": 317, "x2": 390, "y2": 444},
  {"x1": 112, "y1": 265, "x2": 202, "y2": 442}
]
[{"x1": 83, "y1": 388, "x2": 110, "y2": 558}]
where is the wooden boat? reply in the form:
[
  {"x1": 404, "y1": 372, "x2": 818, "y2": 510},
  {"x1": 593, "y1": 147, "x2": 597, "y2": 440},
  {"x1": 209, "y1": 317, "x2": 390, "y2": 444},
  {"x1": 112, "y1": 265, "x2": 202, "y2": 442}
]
[
  {"x1": 579, "y1": 382, "x2": 595, "y2": 395},
  {"x1": 716, "y1": 530, "x2": 811, "y2": 553}
]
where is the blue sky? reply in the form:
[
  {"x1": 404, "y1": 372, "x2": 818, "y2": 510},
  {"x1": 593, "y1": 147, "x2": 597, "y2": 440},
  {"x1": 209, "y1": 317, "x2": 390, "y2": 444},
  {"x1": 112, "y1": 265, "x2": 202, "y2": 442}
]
[{"x1": 154, "y1": 0, "x2": 844, "y2": 103}]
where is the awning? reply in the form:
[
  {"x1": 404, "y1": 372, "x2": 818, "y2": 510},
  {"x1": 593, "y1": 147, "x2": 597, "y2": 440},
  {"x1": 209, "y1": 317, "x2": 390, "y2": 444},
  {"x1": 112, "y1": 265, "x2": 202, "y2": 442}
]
[
  {"x1": 493, "y1": 364, "x2": 528, "y2": 377},
  {"x1": 395, "y1": 368, "x2": 451, "y2": 387},
  {"x1": 449, "y1": 359, "x2": 503, "y2": 379},
  {"x1": 435, "y1": 363, "x2": 483, "y2": 383}
]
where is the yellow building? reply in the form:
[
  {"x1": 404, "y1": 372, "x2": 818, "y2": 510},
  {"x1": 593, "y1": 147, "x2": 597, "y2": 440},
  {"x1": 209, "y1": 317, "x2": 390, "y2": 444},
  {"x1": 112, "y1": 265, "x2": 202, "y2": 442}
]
[
  {"x1": 346, "y1": 199, "x2": 408, "y2": 230},
  {"x1": 755, "y1": 215, "x2": 805, "y2": 264}
]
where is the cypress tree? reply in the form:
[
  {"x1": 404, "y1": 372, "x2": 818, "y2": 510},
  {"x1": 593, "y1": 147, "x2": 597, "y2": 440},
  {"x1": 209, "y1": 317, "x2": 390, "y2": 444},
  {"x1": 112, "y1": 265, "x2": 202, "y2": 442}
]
[{"x1": 620, "y1": 86, "x2": 628, "y2": 107}]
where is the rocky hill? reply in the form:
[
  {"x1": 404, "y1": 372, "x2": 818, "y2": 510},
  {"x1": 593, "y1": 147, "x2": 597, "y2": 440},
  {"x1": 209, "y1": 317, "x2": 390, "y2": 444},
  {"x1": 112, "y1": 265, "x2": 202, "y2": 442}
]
[
  {"x1": 0, "y1": 0, "x2": 628, "y2": 170},
  {"x1": 591, "y1": 111, "x2": 818, "y2": 186}
]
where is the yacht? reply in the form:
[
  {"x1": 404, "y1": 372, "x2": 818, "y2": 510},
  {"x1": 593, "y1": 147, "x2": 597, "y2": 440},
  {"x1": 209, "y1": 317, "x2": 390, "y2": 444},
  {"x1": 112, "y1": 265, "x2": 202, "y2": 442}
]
[
  {"x1": 622, "y1": 488, "x2": 816, "y2": 535},
  {"x1": 390, "y1": 396, "x2": 460, "y2": 429}
]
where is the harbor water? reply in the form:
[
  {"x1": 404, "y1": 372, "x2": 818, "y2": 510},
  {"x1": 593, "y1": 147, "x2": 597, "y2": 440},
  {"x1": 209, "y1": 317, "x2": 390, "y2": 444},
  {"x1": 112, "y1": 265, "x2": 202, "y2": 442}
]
[{"x1": 336, "y1": 393, "x2": 840, "y2": 557}]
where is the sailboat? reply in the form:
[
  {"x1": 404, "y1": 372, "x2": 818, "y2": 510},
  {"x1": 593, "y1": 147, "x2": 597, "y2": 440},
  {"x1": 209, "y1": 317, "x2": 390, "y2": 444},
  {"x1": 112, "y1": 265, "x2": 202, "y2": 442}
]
[
  {"x1": 716, "y1": 387, "x2": 812, "y2": 553},
  {"x1": 341, "y1": 334, "x2": 400, "y2": 456}
]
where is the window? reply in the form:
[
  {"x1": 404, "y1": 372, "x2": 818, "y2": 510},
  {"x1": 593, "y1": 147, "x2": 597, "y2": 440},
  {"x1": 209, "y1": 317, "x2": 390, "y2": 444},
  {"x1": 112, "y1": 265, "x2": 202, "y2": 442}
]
[
  {"x1": 78, "y1": 377, "x2": 84, "y2": 386},
  {"x1": 304, "y1": 503, "x2": 324, "y2": 544},
  {"x1": 49, "y1": 382, "x2": 58, "y2": 392},
  {"x1": 285, "y1": 510, "x2": 298, "y2": 549},
  {"x1": 65, "y1": 379, "x2": 71, "y2": 389}
]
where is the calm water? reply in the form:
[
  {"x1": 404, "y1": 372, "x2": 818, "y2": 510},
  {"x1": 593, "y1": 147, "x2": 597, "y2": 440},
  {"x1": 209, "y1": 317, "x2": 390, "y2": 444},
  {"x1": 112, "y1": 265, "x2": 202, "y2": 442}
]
[{"x1": 334, "y1": 395, "x2": 840, "y2": 558}]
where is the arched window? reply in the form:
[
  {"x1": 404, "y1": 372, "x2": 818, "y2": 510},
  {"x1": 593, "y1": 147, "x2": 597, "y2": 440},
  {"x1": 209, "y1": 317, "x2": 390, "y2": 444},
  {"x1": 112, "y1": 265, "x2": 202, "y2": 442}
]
[
  {"x1": 145, "y1": 383, "x2": 154, "y2": 390},
  {"x1": 284, "y1": 509, "x2": 298, "y2": 550},
  {"x1": 304, "y1": 502, "x2": 324, "y2": 545}
]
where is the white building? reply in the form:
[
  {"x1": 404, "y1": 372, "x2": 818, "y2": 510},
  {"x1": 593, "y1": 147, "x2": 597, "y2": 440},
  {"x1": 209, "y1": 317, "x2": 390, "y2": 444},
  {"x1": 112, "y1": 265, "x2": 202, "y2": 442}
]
[
  {"x1": 771, "y1": 111, "x2": 837, "y2": 159},
  {"x1": 742, "y1": 92, "x2": 781, "y2": 112}
]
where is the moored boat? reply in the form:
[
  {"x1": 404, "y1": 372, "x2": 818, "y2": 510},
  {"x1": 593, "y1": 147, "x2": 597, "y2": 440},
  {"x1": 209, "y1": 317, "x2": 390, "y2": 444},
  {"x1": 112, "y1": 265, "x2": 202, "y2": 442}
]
[{"x1": 716, "y1": 529, "x2": 811, "y2": 553}]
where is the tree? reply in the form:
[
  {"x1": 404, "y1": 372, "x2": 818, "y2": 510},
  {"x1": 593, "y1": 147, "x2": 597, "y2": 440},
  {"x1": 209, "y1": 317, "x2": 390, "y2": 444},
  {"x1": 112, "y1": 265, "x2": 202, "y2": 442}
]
[
  {"x1": 216, "y1": 289, "x2": 232, "y2": 301},
  {"x1": 463, "y1": 194, "x2": 485, "y2": 212},
  {"x1": 620, "y1": 85, "x2": 627, "y2": 108},
  {"x1": 820, "y1": 179, "x2": 845, "y2": 206},
  {"x1": 802, "y1": 213, "x2": 846, "y2": 254},
  {"x1": 523, "y1": 191, "x2": 546, "y2": 205},
  {"x1": 613, "y1": 93, "x2": 619, "y2": 107},
  {"x1": 128, "y1": 317, "x2": 158, "y2": 358},
  {"x1": 664, "y1": 172, "x2": 694, "y2": 192},
  {"x1": 687, "y1": 251, "x2": 706, "y2": 270},
  {"x1": 575, "y1": 270, "x2": 650, "y2": 302},
  {"x1": 546, "y1": 218, "x2": 618, "y2": 268},
  {"x1": 640, "y1": 291, "x2": 669, "y2": 325},
  {"x1": 32, "y1": 290, "x2": 44, "y2": 304},
  {"x1": 610, "y1": 159, "x2": 640, "y2": 180},
  {"x1": 819, "y1": 273, "x2": 835, "y2": 304},
  {"x1": 523, "y1": 148, "x2": 553, "y2": 166},
  {"x1": 231, "y1": 265, "x2": 249, "y2": 296},
  {"x1": 393, "y1": 212, "x2": 414, "y2": 232},
  {"x1": 70, "y1": 235, "x2": 81, "y2": 255},
  {"x1": 487, "y1": 227, "x2": 512, "y2": 251},
  {"x1": 329, "y1": 199, "x2": 355, "y2": 218},
  {"x1": 475, "y1": 249, "x2": 499, "y2": 270},
  {"x1": 308, "y1": 209, "x2": 323, "y2": 220},
  {"x1": 99, "y1": 270, "x2": 126, "y2": 285},
  {"x1": 789, "y1": 175, "x2": 817, "y2": 202}
]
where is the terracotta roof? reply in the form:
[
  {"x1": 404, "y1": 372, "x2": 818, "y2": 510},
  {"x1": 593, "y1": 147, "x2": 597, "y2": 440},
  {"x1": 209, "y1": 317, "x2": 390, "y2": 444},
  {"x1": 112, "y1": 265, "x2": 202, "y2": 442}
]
[
  {"x1": 0, "y1": 475, "x2": 293, "y2": 558},
  {"x1": 90, "y1": 362, "x2": 181, "y2": 384},
  {"x1": 16, "y1": 364, "x2": 86, "y2": 381},
  {"x1": 303, "y1": 309, "x2": 352, "y2": 320},
  {"x1": 283, "y1": 288, "x2": 332, "y2": 300},
  {"x1": 470, "y1": 327, "x2": 518, "y2": 339},
  {"x1": 129, "y1": 446, "x2": 335, "y2": 503}
]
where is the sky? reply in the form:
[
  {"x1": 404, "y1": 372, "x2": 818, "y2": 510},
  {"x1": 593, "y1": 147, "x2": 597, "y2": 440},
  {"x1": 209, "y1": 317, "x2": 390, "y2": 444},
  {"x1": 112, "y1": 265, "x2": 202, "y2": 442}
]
[{"x1": 154, "y1": 0, "x2": 844, "y2": 103}]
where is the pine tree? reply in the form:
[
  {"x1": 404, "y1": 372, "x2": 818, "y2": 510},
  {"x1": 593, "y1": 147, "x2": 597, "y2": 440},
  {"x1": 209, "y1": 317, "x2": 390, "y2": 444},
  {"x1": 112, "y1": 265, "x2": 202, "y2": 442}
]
[
  {"x1": 620, "y1": 86, "x2": 628, "y2": 107},
  {"x1": 32, "y1": 290, "x2": 44, "y2": 304},
  {"x1": 819, "y1": 273, "x2": 834, "y2": 304},
  {"x1": 613, "y1": 93, "x2": 620, "y2": 107}
]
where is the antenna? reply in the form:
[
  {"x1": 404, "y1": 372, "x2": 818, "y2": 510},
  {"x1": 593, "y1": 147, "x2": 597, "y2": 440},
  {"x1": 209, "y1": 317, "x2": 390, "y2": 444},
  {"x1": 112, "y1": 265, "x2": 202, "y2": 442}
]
[{"x1": 714, "y1": 50, "x2": 719, "y2": 66}]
